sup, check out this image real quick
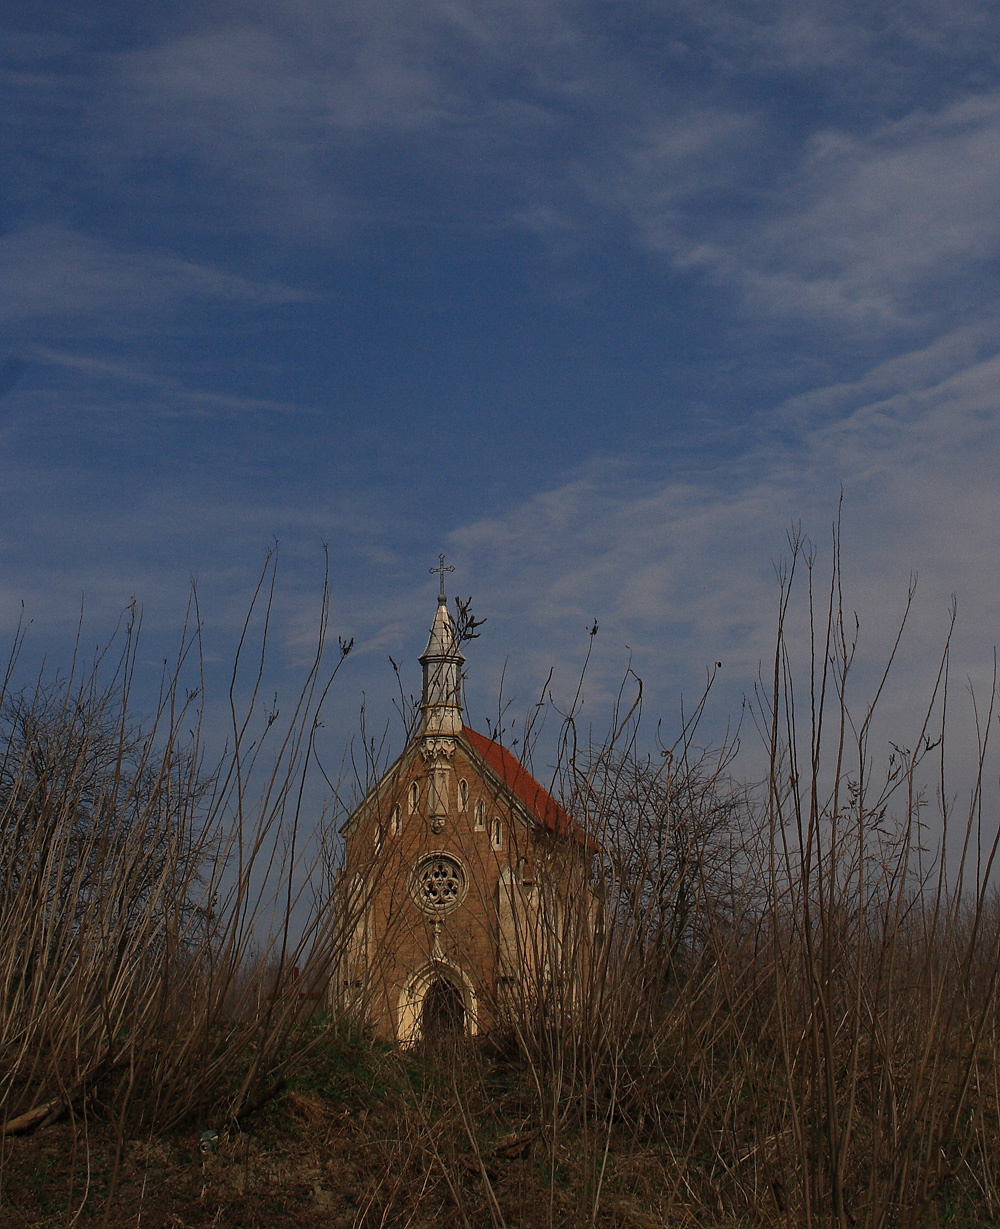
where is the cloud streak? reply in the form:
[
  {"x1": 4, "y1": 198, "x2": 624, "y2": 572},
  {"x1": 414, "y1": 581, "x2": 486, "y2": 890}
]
[
  {"x1": 450, "y1": 329, "x2": 1000, "y2": 735},
  {"x1": 0, "y1": 225, "x2": 306, "y2": 326},
  {"x1": 2, "y1": 0, "x2": 999, "y2": 781},
  {"x1": 592, "y1": 89, "x2": 1000, "y2": 335}
]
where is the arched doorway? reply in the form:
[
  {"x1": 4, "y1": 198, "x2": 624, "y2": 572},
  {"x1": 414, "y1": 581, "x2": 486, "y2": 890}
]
[
  {"x1": 397, "y1": 962, "x2": 478, "y2": 1045},
  {"x1": 422, "y1": 975, "x2": 466, "y2": 1038}
]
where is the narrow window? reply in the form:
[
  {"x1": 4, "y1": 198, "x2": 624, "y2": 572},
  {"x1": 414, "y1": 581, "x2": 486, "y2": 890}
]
[
  {"x1": 390, "y1": 804, "x2": 401, "y2": 836},
  {"x1": 491, "y1": 817, "x2": 503, "y2": 850},
  {"x1": 458, "y1": 779, "x2": 469, "y2": 811},
  {"x1": 409, "y1": 781, "x2": 419, "y2": 813},
  {"x1": 375, "y1": 822, "x2": 384, "y2": 856},
  {"x1": 474, "y1": 800, "x2": 486, "y2": 831}
]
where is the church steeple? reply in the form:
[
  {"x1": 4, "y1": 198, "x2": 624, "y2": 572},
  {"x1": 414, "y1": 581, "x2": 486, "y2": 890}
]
[{"x1": 419, "y1": 555, "x2": 465, "y2": 736}]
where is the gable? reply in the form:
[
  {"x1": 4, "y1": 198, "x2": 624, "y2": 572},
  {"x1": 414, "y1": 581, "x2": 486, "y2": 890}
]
[
  {"x1": 339, "y1": 725, "x2": 591, "y2": 850},
  {"x1": 338, "y1": 740, "x2": 422, "y2": 837},
  {"x1": 460, "y1": 727, "x2": 591, "y2": 847}
]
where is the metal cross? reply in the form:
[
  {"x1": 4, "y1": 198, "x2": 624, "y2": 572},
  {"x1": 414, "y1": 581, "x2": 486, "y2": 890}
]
[{"x1": 430, "y1": 552, "x2": 455, "y2": 598}]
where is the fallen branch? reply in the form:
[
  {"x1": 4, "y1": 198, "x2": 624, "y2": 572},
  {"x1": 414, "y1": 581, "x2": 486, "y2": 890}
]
[
  {"x1": 1, "y1": 1100, "x2": 62, "y2": 1136},
  {"x1": 1, "y1": 1052, "x2": 116, "y2": 1137}
]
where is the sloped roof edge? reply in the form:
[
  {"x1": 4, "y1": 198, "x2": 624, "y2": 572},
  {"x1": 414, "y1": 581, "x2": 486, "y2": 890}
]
[
  {"x1": 337, "y1": 740, "x2": 419, "y2": 835},
  {"x1": 339, "y1": 726, "x2": 594, "y2": 850},
  {"x1": 461, "y1": 726, "x2": 593, "y2": 848}
]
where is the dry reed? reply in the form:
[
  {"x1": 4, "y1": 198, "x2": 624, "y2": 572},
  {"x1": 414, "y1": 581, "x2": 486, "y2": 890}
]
[{"x1": 361, "y1": 527, "x2": 1000, "y2": 1229}]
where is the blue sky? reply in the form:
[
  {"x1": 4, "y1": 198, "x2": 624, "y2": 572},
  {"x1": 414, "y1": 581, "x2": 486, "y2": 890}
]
[{"x1": 3, "y1": 0, "x2": 1000, "y2": 768}]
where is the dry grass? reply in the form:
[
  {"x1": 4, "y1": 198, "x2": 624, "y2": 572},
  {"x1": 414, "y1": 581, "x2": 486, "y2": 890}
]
[
  {"x1": 5, "y1": 531, "x2": 1000, "y2": 1227},
  {"x1": 363, "y1": 524, "x2": 1000, "y2": 1229},
  {"x1": 0, "y1": 557, "x2": 362, "y2": 1197}
]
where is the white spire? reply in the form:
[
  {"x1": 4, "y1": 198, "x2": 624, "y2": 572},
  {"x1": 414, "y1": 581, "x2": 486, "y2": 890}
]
[{"x1": 419, "y1": 563, "x2": 464, "y2": 736}]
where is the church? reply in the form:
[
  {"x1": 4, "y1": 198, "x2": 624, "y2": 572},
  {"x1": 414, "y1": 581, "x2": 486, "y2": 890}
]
[{"x1": 332, "y1": 564, "x2": 597, "y2": 1043}]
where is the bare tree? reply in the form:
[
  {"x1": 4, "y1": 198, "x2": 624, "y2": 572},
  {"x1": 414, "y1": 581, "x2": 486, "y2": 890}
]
[
  {"x1": 0, "y1": 677, "x2": 210, "y2": 948},
  {"x1": 580, "y1": 737, "x2": 757, "y2": 973}
]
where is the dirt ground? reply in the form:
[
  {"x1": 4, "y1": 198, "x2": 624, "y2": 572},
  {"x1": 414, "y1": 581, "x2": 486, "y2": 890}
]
[{"x1": 0, "y1": 1083, "x2": 677, "y2": 1229}]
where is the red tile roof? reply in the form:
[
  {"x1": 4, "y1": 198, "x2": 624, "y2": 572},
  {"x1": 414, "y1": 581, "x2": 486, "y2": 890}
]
[{"x1": 462, "y1": 726, "x2": 590, "y2": 846}]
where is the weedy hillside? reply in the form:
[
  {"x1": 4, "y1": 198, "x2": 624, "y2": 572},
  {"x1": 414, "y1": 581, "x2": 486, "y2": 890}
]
[{"x1": 4, "y1": 536, "x2": 1000, "y2": 1229}]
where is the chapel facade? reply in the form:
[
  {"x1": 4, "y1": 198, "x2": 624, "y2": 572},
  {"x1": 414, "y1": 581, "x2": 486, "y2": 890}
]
[{"x1": 332, "y1": 570, "x2": 596, "y2": 1043}]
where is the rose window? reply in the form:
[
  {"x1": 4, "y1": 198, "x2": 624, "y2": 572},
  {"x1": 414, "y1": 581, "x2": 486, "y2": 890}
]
[{"x1": 413, "y1": 854, "x2": 466, "y2": 912}]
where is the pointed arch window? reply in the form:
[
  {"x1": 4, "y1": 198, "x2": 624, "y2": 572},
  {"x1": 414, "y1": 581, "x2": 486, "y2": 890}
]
[
  {"x1": 458, "y1": 779, "x2": 469, "y2": 811},
  {"x1": 390, "y1": 804, "x2": 401, "y2": 837},
  {"x1": 375, "y1": 822, "x2": 384, "y2": 856},
  {"x1": 491, "y1": 818, "x2": 503, "y2": 850},
  {"x1": 474, "y1": 800, "x2": 486, "y2": 832},
  {"x1": 409, "y1": 781, "x2": 419, "y2": 813}
]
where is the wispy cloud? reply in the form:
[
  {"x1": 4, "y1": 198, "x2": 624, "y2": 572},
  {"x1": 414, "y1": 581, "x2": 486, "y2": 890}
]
[
  {"x1": 2, "y1": 0, "x2": 999, "y2": 771},
  {"x1": 672, "y1": 0, "x2": 1000, "y2": 90},
  {"x1": 450, "y1": 329, "x2": 1000, "y2": 731},
  {"x1": 739, "y1": 93, "x2": 1000, "y2": 327},
  {"x1": 0, "y1": 225, "x2": 306, "y2": 326},
  {"x1": 592, "y1": 89, "x2": 1000, "y2": 333},
  {"x1": 108, "y1": 4, "x2": 589, "y2": 237},
  {"x1": 30, "y1": 348, "x2": 315, "y2": 419}
]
